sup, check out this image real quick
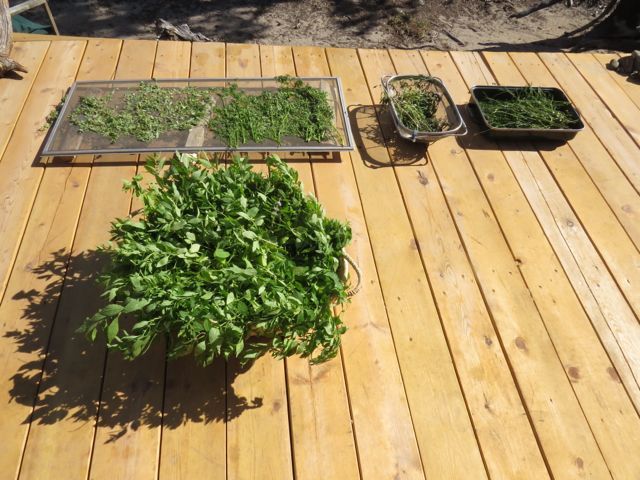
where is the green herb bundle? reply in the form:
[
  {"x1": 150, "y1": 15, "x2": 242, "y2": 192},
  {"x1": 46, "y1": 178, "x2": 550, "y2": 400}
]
[
  {"x1": 477, "y1": 87, "x2": 576, "y2": 130},
  {"x1": 209, "y1": 76, "x2": 339, "y2": 147},
  {"x1": 384, "y1": 78, "x2": 449, "y2": 132},
  {"x1": 82, "y1": 153, "x2": 352, "y2": 366}
]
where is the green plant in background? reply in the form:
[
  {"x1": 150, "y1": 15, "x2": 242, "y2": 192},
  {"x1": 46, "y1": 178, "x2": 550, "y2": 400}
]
[
  {"x1": 81, "y1": 153, "x2": 352, "y2": 366},
  {"x1": 383, "y1": 78, "x2": 449, "y2": 132},
  {"x1": 476, "y1": 87, "x2": 576, "y2": 129},
  {"x1": 208, "y1": 76, "x2": 339, "y2": 147},
  {"x1": 70, "y1": 82, "x2": 215, "y2": 142}
]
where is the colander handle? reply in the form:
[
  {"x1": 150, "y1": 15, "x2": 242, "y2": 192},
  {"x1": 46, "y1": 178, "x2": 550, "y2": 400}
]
[{"x1": 381, "y1": 75, "x2": 394, "y2": 96}]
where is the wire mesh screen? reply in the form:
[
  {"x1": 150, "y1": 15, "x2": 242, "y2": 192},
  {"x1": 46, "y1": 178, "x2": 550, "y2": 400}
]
[{"x1": 41, "y1": 77, "x2": 355, "y2": 156}]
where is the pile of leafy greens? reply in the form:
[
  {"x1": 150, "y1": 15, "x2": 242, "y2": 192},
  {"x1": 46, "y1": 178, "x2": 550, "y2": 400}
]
[{"x1": 82, "y1": 153, "x2": 352, "y2": 366}]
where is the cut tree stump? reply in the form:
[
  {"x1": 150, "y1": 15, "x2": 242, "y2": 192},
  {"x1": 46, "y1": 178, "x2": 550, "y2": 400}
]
[{"x1": 1, "y1": 0, "x2": 27, "y2": 76}]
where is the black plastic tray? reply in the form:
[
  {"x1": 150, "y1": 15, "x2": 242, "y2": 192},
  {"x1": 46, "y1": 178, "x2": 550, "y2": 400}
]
[{"x1": 469, "y1": 85, "x2": 584, "y2": 141}]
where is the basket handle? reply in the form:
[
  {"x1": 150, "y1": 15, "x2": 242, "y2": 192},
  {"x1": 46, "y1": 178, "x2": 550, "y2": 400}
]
[
  {"x1": 455, "y1": 121, "x2": 468, "y2": 137},
  {"x1": 342, "y1": 251, "x2": 362, "y2": 297}
]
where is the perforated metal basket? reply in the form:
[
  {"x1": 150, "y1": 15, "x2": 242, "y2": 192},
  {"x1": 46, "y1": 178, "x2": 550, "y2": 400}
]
[{"x1": 381, "y1": 74, "x2": 467, "y2": 143}]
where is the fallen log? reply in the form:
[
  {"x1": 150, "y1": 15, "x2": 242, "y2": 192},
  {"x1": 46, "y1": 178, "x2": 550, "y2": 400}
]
[
  {"x1": 156, "y1": 18, "x2": 211, "y2": 42},
  {"x1": 1, "y1": 0, "x2": 27, "y2": 76},
  {"x1": 510, "y1": 0, "x2": 563, "y2": 19}
]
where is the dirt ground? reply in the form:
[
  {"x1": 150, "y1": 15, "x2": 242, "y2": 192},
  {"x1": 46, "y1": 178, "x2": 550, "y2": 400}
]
[{"x1": 35, "y1": 0, "x2": 609, "y2": 50}]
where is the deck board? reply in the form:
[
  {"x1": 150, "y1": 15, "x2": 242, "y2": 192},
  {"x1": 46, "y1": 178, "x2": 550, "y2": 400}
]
[
  {"x1": 387, "y1": 48, "x2": 550, "y2": 480},
  {"x1": 424, "y1": 50, "x2": 617, "y2": 480},
  {"x1": 354, "y1": 48, "x2": 489, "y2": 480},
  {"x1": 487, "y1": 51, "x2": 640, "y2": 251},
  {"x1": 323, "y1": 46, "x2": 426, "y2": 480},
  {"x1": 567, "y1": 53, "x2": 640, "y2": 148},
  {"x1": 88, "y1": 39, "x2": 172, "y2": 480},
  {"x1": 451, "y1": 52, "x2": 640, "y2": 480},
  {"x1": 1, "y1": 38, "x2": 640, "y2": 480},
  {"x1": 537, "y1": 52, "x2": 640, "y2": 194},
  {"x1": 592, "y1": 52, "x2": 640, "y2": 110},
  {"x1": 158, "y1": 41, "x2": 228, "y2": 480},
  {"x1": 483, "y1": 52, "x2": 640, "y2": 411},
  {"x1": 0, "y1": 42, "x2": 49, "y2": 163}
]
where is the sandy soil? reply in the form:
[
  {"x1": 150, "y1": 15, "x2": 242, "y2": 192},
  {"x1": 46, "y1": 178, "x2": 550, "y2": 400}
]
[{"x1": 32, "y1": 0, "x2": 608, "y2": 50}]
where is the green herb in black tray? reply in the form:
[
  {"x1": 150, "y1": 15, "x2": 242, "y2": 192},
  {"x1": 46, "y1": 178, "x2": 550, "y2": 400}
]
[{"x1": 477, "y1": 87, "x2": 575, "y2": 130}]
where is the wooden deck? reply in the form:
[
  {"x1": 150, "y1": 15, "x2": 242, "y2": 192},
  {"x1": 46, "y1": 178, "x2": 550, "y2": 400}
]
[{"x1": 1, "y1": 38, "x2": 640, "y2": 480}]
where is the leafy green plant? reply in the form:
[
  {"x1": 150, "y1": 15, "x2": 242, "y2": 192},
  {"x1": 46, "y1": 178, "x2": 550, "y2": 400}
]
[
  {"x1": 476, "y1": 87, "x2": 576, "y2": 129},
  {"x1": 81, "y1": 153, "x2": 352, "y2": 366},
  {"x1": 383, "y1": 78, "x2": 449, "y2": 132}
]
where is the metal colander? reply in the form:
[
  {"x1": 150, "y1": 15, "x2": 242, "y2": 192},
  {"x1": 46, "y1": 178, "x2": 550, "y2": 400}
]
[{"x1": 381, "y1": 74, "x2": 467, "y2": 143}]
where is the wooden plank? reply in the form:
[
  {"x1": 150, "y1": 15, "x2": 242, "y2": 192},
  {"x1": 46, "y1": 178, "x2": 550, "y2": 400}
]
[
  {"x1": 0, "y1": 39, "x2": 122, "y2": 480},
  {"x1": 481, "y1": 51, "x2": 640, "y2": 410},
  {"x1": 260, "y1": 44, "x2": 360, "y2": 480},
  {"x1": 18, "y1": 161, "x2": 137, "y2": 480},
  {"x1": 506, "y1": 52, "x2": 640, "y2": 325},
  {"x1": 347, "y1": 46, "x2": 500, "y2": 480},
  {"x1": 299, "y1": 45, "x2": 425, "y2": 480},
  {"x1": 0, "y1": 162, "x2": 93, "y2": 479},
  {"x1": 17, "y1": 40, "x2": 151, "y2": 480},
  {"x1": 190, "y1": 41, "x2": 225, "y2": 78},
  {"x1": 226, "y1": 42, "x2": 261, "y2": 79},
  {"x1": 224, "y1": 42, "x2": 293, "y2": 480},
  {"x1": 0, "y1": 40, "x2": 85, "y2": 300},
  {"x1": 484, "y1": 52, "x2": 640, "y2": 252},
  {"x1": 387, "y1": 48, "x2": 551, "y2": 480},
  {"x1": 13, "y1": 32, "x2": 94, "y2": 42},
  {"x1": 258, "y1": 44, "x2": 306, "y2": 163},
  {"x1": 567, "y1": 53, "x2": 640, "y2": 147},
  {"x1": 453, "y1": 51, "x2": 640, "y2": 480},
  {"x1": 159, "y1": 41, "x2": 227, "y2": 480},
  {"x1": 88, "y1": 40, "x2": 169, "y2": 480},
  {"x1": 0, "y1": 41, "x2": 49, "y2": 162},
  {"x1": 513, "y1": 147, "x2": 640, "y2": 406},
  {"x1": 422, "y1": 50, "x2": 614, "y2": 480},
  {"x1": 152, "y1": 40, "x2": 190, "y2": 79},
  {"x1": 536, "y1": 52, "x2": 640, "y2": 194},
  {"x1": 593, "y1": 53, "x2": 640, "y2": 110}
]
